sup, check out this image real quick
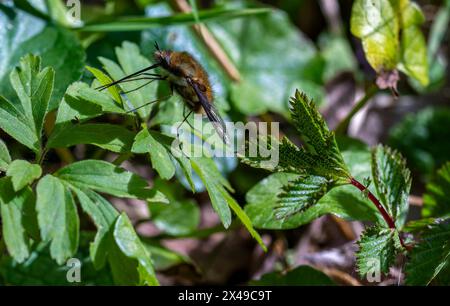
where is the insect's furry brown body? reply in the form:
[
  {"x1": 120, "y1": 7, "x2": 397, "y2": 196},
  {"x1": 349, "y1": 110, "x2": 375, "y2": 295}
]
[
  {"x1": 161, "y1": 51, "x2": 213, "y2": 114},
  {"x1": 155, "y1": 51, "x2": 213, "y2": 115},
  {"x1": 155, "y1": 48, "x2": 228, "y2": 143}
]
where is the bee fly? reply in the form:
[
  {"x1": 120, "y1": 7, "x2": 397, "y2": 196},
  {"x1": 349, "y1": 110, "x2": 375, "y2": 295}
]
[{"x1": 96, "y1": 42, "x2": 229, "y2": 145}]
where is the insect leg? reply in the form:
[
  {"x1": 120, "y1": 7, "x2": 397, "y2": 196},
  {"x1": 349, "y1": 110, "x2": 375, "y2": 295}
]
[
  {"x1": 122, "y1": 76, "x2": 167, "y2": 94},
  {"x1": 176, "y1": 107, "x2": 194, "y2": 157},
  {"x1": 125, "y1": 83, "x2": 173, "y2": 113},
  {"x1": 95, "y1": 62, "x2": 161, "y2": 91}
]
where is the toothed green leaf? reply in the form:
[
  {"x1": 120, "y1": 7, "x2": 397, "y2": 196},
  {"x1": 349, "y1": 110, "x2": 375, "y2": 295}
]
[
  {"x1": 243, "y1": 91, "x2": 349, "y2": 181},
  {"x1": 276, "y1": 175, "x2": 333, "y2": 219},
  {"x1": 356, "y1": 226, "x2": 403, "y2": 277},
  {"x1": 371, "y1": 145, "x2": 411, "y2": 228},
  {"x1": 406, "y1": 220, "x2": 450, "y2": 285}
]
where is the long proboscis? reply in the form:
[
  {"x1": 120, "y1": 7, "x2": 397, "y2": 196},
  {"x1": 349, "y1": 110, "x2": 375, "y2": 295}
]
[{"x1": 95, "y1": 62, "x2": 161, "y2": 91}]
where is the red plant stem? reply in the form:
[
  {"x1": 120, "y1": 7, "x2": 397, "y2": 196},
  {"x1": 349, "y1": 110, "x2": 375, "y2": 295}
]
[{"x1": 350, "y1": 177, "x2": 410, "y2": 250}]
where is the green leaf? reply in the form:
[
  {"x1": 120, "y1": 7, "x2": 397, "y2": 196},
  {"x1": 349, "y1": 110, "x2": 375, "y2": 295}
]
[
  {"x1": 411, "y1": 4, "x2": 449, "y2": 92},
  {"x1": 85, "y1": 66, "x2": 122, "y2": 104},
  {"x1": 243, "y1": 91, "x2": 349, "y2": 181},
  {"x1": 399, "y1": 25, "x2": 429, "y2": 86},
  {"x1": 36, "y1": 175, "x2": 79, "y2": 264},
  {"x1": 245, "y1": 141, "x2": 380, "y2": 229},
  {"x1": 190, "y1": 157, "x2": 232, "y2": 227},
  {"x1": 422, "y1": 162, "x2": 450, "y2": 218},
  {"x1": 371, "y1": 145, "x2": 411, "y2": 228},
  {"x1": 67, "y1": 186, "x2": 159, "y2": 285},
  {"x1": 0, "y1": 95, "x2": 39, "y2": 152},
  {"x1": 0, "y1": 178, "x2": 36, "y2": 263},
  {"x1": 149, "y1": 200, "x2": 200, "y2": 236},
  {"x1": 113, "y1": 213, "x2": 159, "y2": 286},
  {"x1": 47, "y1": 82, "x2": 126, "y2": 146},
  {"x1": 245, "y1": 173, "x2": 379, "y2": 229},
  {"x1": 55, "y1": 160, "x2": 154, "y2": 200},
  {"x1": 79, "y1": 8, "x2": 270, "y2": 32},
  {"x1": 250, "y1": 265, "x2": 335, "y2": 286},
  {"x1": 0, "y1": 6, "x2": 85, "y2": 110},
  {"x1": 398, "y1": 1, "x2": 429, "y2": 86},
  {"x1": 289, "y1": 91, "x2": 349, "y2": 179},
  {"x1": 350, "y1": 0, "x2": 399, "y2": 71},
  {"x1": 223, "y1": 190, "x2": 267, "y2": 252},
  {"x1": 9, "y1": 54, "x2": 54, "y2": 139},
  {"x1": 406, "y1": 221, "x2": 450, "y2": 285},
  {"x1": 356, "y1": 226, "x2": 402, "y2": 277},
  {"x1": 71, "y1": 187, "x2": 119, "y2": 269},
  {"x1": 96, "y1": 42, "x2": 159, "y2": 119},
  {"x1": 132, "y1": 128, "x2": 176, "y2": 180},
  {"x1": 276, "y1": 175, "x2": 333, "y2": 219},
  {"x1": 190, "y1": 157, "x2": 266, "y2": 250},
  {"x1": 6, "y1": 160, "x2": 42, "y2": 191},
  {"x1": 0, "y1": 139, "x2": 11, "y2": 172},
  {"x1": 350, "y1": 0, "x2": 429, "y2": 85},
  {"x1": 64, "y1": 82, "x2": 125, "y2": 115},
  {"x1": 388, "y1": 107, "x2": 450, "y2": 176},
  {"x1": 242, "y1": 90, "x2": 350, "y2": 222},
  {"x1": 209, "y1": 4, "x2": 324, "y2": 115},
  {"x1": 0, "y1": 54, "x2": 54, "y2": 153},
  {"x1": 0, "y1": 238, "x2": 114, "y2": 285},
  {"x1": 47, "y1": 123, "x2": 135, "y2": 153},
  {"x1": 402, "y1": 217, "x2": 439, "y2": 233}
]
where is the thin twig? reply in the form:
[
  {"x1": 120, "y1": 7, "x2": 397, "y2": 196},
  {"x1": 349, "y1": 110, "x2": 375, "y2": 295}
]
[{"x1": 172, "y1": 0, "x2": 241, "y2": 82}]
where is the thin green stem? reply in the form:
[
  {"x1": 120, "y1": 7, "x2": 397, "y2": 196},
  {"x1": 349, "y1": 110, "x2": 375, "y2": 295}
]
[
  {"x1": 36, "y1": 147, "x2": 48, "y2": 165},
  {"x1": 335, "y1": 85, "x2": 378, "y2": 135}
]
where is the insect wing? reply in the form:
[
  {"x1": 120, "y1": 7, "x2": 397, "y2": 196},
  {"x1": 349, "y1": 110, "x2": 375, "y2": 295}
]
[{"x1": 189, "y1": 80, "x2": 229, "y2": 145}]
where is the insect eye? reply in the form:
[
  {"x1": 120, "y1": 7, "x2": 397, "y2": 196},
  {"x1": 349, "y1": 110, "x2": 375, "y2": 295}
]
[{"x1": 198, "y1": 84, "x2": 207, "y2": 92}]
